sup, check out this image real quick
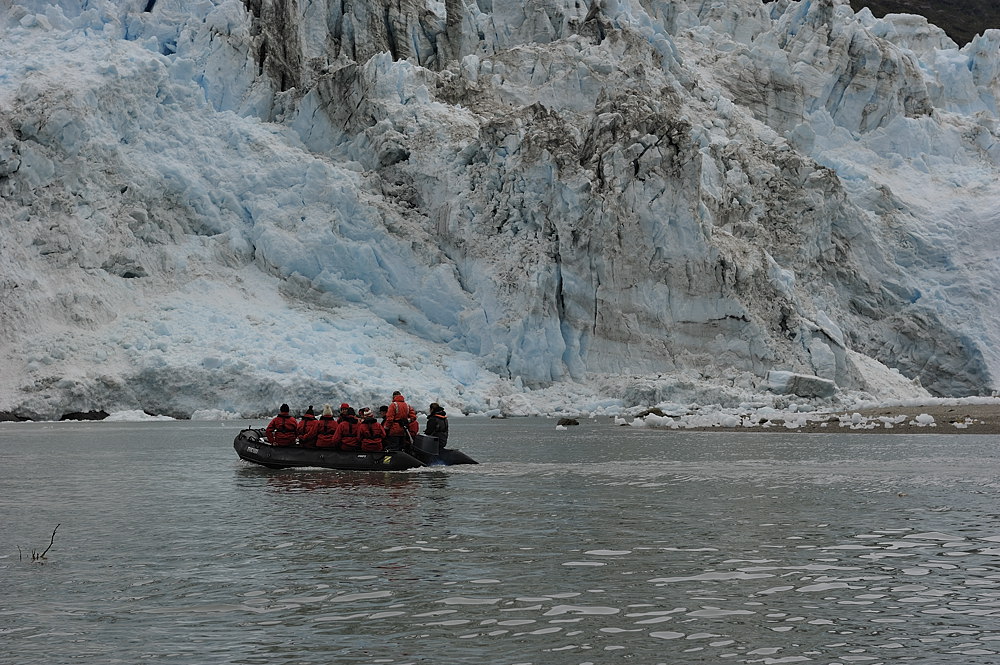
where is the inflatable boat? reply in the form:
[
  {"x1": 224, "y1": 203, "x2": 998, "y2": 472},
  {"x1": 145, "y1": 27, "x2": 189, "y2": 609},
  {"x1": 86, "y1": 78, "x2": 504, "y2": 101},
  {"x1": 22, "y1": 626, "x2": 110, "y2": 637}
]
[{"x1": 233, "y1": 428, "x2": 477, "y2": 470}]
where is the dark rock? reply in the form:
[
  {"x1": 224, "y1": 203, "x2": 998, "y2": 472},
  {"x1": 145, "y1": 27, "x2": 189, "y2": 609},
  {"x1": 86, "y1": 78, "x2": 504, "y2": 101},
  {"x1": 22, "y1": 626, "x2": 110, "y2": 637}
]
[
  {"x1": 557, "y1": 418, "x2": 580, "y2": 426},
  {"x1": 59, "y1": 410, "x2": 110, "y2": 421},
  {"x1": 0, "y1": 411, "x2": 31, "y2": 422}
]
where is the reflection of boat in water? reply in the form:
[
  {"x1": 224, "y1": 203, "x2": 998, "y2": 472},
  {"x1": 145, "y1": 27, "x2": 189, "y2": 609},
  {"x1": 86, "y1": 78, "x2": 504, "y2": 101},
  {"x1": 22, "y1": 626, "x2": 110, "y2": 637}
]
[
  {"x1": 233, "y1": 428, "x2": 478, "y2": 471},
  {"x1": 236, "y1": 465, "x2": 421, "y2": 493}
]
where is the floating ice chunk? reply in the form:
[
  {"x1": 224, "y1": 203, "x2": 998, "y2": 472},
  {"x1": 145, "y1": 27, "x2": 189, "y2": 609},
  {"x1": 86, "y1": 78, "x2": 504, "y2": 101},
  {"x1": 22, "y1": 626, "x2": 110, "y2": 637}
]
[
  {"x1": 651, "y1": 571, "x2": 774, "y2": 583},
  {"x1": 796, "y1": 582, "x2": 857, "y2": 592},
  {"x1": 438, "y1": 596, "x2": 501, "y2": 605},
  {"x1": 687, "y1": 607, "x2": 756, "y2": 617},
  {"x1": 329, "y1": 591, "x2": 392, "y2": 602},
  {"x1": 643, "y1": 414, "x2": 675, "y2": 428},
  {"x1": 584, "y1": 549, "x2": 631, "y2": 556},
  {"x1": 105, "y1": 410, "x2": 175, "y2": 421},
  {"x1": 543, "y1": 605, "x2": 620, "y2": 615},
  {"x1": 783, "y1": 415, "x2": 808, "y2": 429},
  {"x1": 904, "y1": 532, "x2": 964, "y2": 541},
  {"x1": 191, "y1": 409, "x2": 242, "y2": 420}
]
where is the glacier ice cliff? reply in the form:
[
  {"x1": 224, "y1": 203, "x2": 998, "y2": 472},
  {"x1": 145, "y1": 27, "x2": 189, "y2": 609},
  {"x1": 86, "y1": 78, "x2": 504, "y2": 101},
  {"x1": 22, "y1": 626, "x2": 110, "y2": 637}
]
[{"x1": 0, "y1": 0, "x2": 998, "y2": 420}]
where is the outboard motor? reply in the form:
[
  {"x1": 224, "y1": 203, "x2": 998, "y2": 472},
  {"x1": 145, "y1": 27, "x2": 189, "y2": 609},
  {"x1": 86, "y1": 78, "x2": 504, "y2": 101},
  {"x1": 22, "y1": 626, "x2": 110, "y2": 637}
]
[{"x1": 412, "y1": 434, "x2": 439, "y2": 457}]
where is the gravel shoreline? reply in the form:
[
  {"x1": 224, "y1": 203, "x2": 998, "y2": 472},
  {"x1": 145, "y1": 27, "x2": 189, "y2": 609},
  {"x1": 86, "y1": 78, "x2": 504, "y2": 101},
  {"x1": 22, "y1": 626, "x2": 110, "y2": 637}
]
[{"x1": 673, "y1": 403, "x2": 1000, "y2": 434}]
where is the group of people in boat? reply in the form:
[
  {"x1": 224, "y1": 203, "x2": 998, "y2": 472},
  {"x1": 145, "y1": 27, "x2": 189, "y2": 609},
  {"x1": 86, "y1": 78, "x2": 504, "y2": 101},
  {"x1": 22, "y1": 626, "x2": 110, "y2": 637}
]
[{"x1": 264, "y1": 391, "x2": 448, "y2": 453}]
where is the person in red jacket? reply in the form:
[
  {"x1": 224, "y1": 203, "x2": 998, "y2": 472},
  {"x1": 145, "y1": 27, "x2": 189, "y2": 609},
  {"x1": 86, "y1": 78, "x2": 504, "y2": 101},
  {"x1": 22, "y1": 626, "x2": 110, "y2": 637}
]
[
  {"x1": 315, "y1": 404, "x2": 339, "y2": 448},
  {"x1": 384, "y1": 391, "x2": 417, "y2": 450},
  {"x1": 265, "y1": 403, "x2": 298, "y2": 446},
  {"x1": 296, "y1": 405, "x2": 320, "y2": 447},
  {"x1": 357, "y1": 407, "x2": 386, "y2": 452},
  {"x1": 331, "y1": 408, "x2": 362, "y2": 451}
]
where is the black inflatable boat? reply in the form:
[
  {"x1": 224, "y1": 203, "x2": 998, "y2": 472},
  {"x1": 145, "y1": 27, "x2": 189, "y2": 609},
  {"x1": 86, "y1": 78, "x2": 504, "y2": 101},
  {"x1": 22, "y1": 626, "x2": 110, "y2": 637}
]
[{"x1": 233, "y1": 428, "x2": 477, "y2": 470}]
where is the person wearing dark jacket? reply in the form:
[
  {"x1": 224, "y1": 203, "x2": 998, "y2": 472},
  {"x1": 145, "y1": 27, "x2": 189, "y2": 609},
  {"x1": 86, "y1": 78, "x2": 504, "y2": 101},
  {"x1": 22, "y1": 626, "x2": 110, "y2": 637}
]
[
  {"x1": 265, "y1": 403, "x2": 298, "y2": 446},
  {"x1": 424, "y1": 402, "x2": 449, "y2": 448}
]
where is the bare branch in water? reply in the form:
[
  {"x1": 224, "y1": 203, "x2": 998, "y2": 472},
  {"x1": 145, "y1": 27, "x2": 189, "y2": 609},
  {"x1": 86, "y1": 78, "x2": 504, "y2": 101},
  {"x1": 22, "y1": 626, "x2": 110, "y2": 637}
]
[
  {"x1": 21, "y1": 524, "x2": 61, "y2": 562},
  {"x1": 38, "y1": 524, "x2": 60, "y2": 559}
]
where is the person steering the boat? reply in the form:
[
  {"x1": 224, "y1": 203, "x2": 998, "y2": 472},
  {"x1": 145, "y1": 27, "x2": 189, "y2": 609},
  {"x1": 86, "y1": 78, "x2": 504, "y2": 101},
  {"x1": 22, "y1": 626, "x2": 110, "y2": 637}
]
[{"x1": 425, "y1": 402, "x2": 449, "y2": 448}]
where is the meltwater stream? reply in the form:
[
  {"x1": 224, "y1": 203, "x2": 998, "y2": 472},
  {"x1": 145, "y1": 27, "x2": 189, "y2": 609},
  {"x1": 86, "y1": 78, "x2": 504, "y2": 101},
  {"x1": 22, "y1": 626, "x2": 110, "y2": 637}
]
[{"x1": 2, "y1": 419, "x2": 999, "y2": 664}]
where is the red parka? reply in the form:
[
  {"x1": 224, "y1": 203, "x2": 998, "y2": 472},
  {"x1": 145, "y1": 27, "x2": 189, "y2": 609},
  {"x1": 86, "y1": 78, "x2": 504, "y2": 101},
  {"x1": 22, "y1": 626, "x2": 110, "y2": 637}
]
[
  {"x1": 358, "y1": 417, "x2": 386, "y2": 452},
  {"x1": 297, "y1": 413, "x2": 320, "y2": 446},
  {"x1": 266, "y1": 413, "x2": 298, "y2": 446},
  {"x1": 331, "y1": 415, "x2": 362, "y2": 451},
  {"x1": 315, "y1": 415, "x2": 339, "y2": 447},
  {"x1": 385, "y1": 394, "x2": 418, "y2": 437}
]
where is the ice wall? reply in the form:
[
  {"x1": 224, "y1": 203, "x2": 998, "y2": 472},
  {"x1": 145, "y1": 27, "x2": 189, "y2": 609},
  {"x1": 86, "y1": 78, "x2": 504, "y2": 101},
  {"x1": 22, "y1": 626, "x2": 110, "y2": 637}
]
[{"x1": 1, "y1": 0, "x2": 998, "y2": 418}]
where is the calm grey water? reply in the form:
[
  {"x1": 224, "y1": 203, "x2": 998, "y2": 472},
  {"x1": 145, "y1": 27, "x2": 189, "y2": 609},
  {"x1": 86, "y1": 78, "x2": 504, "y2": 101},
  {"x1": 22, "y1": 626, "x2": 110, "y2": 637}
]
[{"x1": 2, "y1": 419, "x2": 1000, "y2": 665}]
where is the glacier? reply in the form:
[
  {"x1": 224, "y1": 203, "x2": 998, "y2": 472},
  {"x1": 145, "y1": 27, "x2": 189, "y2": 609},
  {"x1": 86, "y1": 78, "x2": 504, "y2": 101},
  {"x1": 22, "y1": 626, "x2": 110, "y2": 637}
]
[{"x1": 0, "y1": 0, "x2": 998, "y2": 421}]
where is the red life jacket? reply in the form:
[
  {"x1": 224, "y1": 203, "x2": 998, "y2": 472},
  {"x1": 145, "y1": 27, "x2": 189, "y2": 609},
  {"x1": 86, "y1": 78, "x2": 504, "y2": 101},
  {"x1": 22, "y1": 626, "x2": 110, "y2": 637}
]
[
  {"x1": 385, "y1": 396, "x2": 416, "y2": 437},
  {"x1": 359, "y1": 419, "x2": 386, "y2": 451},
  {"x1": 297, "y1": 413, "x2": 320, "y2": 446},
  {"x1": 332, "y1": 417, "x2": 362, "y2": 450},
  {"x1": 266, "y1": 413, "x2": 298, "y2": 446},
  {"x1": 315, "y1": 416, "x2": 339, "y2": 447}
]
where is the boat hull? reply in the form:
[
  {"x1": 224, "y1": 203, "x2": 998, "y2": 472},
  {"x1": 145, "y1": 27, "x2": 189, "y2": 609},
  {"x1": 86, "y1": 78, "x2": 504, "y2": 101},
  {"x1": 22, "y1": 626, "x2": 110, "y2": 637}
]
[
  {"x1": 234, "y1": 428, "x2": 425, "y2": 471},
  {"x1": 233, "y1": 429, "x2": 478, "y2": 470},
  {"x1": 410, "y1": 433, "x2": 478, "y2": 466}
]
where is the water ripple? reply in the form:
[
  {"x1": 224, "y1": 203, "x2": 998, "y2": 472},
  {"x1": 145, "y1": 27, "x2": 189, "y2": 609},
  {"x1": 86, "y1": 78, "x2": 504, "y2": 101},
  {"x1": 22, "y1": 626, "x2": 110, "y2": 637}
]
[{"x1": 6, "y1": 422, "x2": 1000, "y2": 664}]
